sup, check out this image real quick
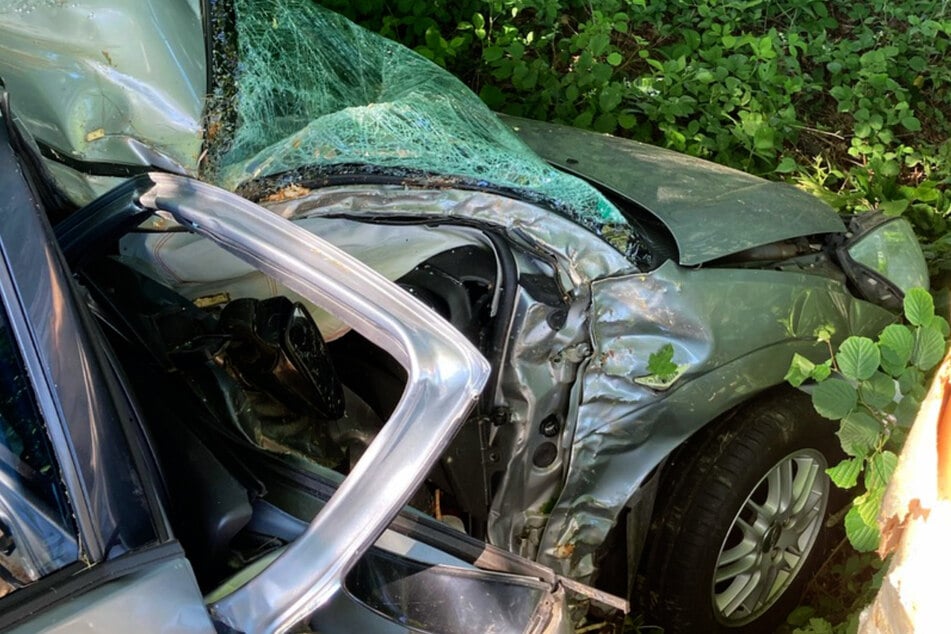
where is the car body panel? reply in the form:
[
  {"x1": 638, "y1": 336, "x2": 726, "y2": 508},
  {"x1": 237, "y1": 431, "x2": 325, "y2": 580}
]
[
  {"x1": 6, "y1": 558, "x2": 216, "y2": 634},
  {"x1": 0, "y1": 0, "x2": 204, "y2": 192},
  {"x1": 537, "y1": 261, "x2": 895, "y2": 579},
  {"x1": 0, "y1": 102, "x2": 206, "y2": 631},
  {"x1": 0, "y1": 103, "x2": 163, "y2": 564},
  {"x1": 500, "y1": 114, "x2": 847, "y2": 265}
]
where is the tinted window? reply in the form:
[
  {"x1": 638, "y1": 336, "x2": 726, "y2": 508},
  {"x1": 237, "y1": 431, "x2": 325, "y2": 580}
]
[{"x1": 0, "y1": 304, "x2": 78, "y2": 597}]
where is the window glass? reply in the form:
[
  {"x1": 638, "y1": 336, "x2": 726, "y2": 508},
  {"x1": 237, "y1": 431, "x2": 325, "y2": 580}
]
[{"x1": 0, "y1": 304, "x2": 78, "y2": 598}]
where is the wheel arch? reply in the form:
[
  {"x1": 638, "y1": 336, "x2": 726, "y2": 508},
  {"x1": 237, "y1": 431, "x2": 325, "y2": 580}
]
[
  {"x1": 632, "y1": 385, "x2": 841, "y2": 631},
  {"x1": 596, "y1": 383, "x2": 812, "y2": 597}
]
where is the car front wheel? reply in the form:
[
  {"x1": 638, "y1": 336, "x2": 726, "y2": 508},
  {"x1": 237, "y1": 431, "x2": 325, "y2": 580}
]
[{"x1": 635, "y1": 390, "x2": 841, "y2": 633}]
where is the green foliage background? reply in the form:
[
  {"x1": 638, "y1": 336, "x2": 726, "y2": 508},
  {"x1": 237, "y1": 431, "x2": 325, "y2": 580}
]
[{"x1": 319, "y1": 0, "x2": 951, "y2": 271}]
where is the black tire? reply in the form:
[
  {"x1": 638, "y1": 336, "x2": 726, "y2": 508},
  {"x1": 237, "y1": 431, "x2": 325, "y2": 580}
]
[{"x1": 635, "y1": 390, "x2": 843, "y2": 633}]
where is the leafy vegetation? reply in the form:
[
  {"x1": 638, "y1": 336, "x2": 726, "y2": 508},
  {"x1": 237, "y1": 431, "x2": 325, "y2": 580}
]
[
  {"x1": 786, "y1": 288, "x2": 948, "y2": 551},
  {"x1": 319, "y1": 0, "x2": 951, "y2": 272},
  {"x1": 781, "y1": 289, "x2": 948, "y2": 631}
]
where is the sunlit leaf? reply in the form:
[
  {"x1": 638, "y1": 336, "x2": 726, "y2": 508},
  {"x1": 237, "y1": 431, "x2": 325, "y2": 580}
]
[
  {"x1": 785, "y1": 353, "x2": 815, "y2": 387},
  {"x1": 904, "y1": 288, "x2": 935, "y2": 327},
  {"x1": 815, "y1": 324, "x2": 836, "y2": 344},
  {"x1": 826, "y1": 457, "x2": 863, "y2": 489},
  {"x1": 845, "y1": 505, "x2": 879, "y2": 552},
  {"x1": 867, "y1": 451, "x2": 898, "y2": 489},
  {"x1": 811, "y1": 361, "x2": 832, "y2": 382},
  {"x1": 855, "y1": 488, "x2": 885, "y2": 526},
  {"x1": 836, "y1": 337, "x2": 880, "y2": 381}
]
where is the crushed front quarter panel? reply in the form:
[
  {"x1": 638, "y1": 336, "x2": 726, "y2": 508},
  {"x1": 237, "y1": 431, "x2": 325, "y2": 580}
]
[{"x1": 536, "y1": 260, "x2": 895, "y2": 581}]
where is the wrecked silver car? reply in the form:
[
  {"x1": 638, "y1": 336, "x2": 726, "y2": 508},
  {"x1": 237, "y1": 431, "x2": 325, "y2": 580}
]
[
  {"x1": 0, "y1": 88, "x2": 628, "y2": 633},
  {"x1": 0, "y1": 0, "x2": 929, "y2": 631}
]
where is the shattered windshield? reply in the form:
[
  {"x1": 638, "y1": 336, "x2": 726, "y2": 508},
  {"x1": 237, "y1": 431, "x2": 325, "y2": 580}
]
[
  {"x1": 0, "y1": 0, "x2": 643, "y2": 260},
  {"x1": 203, "y1": 0, "x2": 641, "y2": 257}
]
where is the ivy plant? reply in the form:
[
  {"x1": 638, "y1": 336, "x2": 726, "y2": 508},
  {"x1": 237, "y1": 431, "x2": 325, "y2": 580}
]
[{"x1": 785, "y1": 287, "x2": 949, "y2": 551}]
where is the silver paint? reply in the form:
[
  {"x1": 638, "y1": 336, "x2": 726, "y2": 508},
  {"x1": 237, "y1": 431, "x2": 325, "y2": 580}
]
[
  {"x1": 0, "y1": 1, "x2": 204, "y2": 181},
  {"x1": 168, "y1": 183, "x2": 898, "y2": 589},
  {"x1": 535, "y1": 261, "x2": 895, "y2": 580},
  {"x1": 7, "y1": 558, "x2": 216, "y2": 634}
]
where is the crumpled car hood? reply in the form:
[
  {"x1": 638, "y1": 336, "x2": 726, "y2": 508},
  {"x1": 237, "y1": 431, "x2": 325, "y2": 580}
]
[{"x1": 500, "y1": 115, "x2": 846, "y2": 266}]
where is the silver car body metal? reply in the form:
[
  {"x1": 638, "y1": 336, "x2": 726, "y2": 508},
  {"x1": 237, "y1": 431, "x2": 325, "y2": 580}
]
[
  {"x1": 0, "y1": 1, "x2": 204, "y2": 204},
  {"x1": 500, "y1": 115, "x2": 847, "y2": 266}
]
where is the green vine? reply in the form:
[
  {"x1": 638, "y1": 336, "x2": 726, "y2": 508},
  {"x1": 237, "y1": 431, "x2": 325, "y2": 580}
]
[{"x1": 785, "y1": 287, "x2": 949, "y2": 551}]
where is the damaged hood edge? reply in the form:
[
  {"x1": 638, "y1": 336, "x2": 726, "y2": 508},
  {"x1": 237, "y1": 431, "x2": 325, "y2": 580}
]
[{"x1": 500, "y1": 114, "x2": 846, "y2": 266}]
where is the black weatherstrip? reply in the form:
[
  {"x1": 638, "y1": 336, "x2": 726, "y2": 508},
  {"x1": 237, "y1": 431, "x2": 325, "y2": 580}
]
[{"x1": 37, "y1": 141, "x2": 155, "y2": 178}]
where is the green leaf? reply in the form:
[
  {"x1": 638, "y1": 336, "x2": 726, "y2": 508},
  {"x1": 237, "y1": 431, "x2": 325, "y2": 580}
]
[
  {"x1": 812, "y1": 378, "x2": 858, "y2": 420},
  {"x1": 811, "y1": 361, "x2": 832, "y2": 382},
  {"x1": 815, "y1": 325, "x2": 836, "y2": 344},
  {"x1": 894, "y1": 394, "x2": 922, "y2": 428},
  {"x1": 929, "y1": 315, "x2": 951, "y2": 338},
  {"x1": 837, "y1": 411, "x2": 881, "y2": 457},
  {"x1": 572, "y1": 110, "x2": 593, "y2": 129},
  {"x1": 904, "y1": 288, "x2": 935, "y2": 327},
  {"x1": 598, "y1": 86, "x2": 623, "y2": 112},
  {"x1": 878, "y1": 324, "x2": 915, "y2": 374},
  {"x1": 913, "y1": 325, "x2": 946, "y2": 371},
  {"x1": 856, "y1": 488, "x2": 885, "y2": 526},
  {"x1": 901, "y1": 116, "x2": 922, "y2": 131},
  {"x1": 879, "y1": 199, "x2": 910, "y2": 216},
  {"x1": 898, "y1": 366, "x2": 923, "y2": 395},
  {"x1": 867, "y1": 451, "x2": 898, "y2": 489},
  {"x1": 859, "y1": 372, "x2": 897, "y2": 410},
  {"x1": 845, "y1": 505, "x2": 879, "y2": 552},
  {"x1": 775, "y1": 156, "x2": 798, "y2": 173},
  {"x1": 606, "y1": 51, "x2": 623, "y2": 66},
  {"x1": 483, "y1": 45, "x2": 504, "y2": 62},
  {"x1": 617, "y1": 112, "x2": 637, "y2": 129},
  {"x1": 826, "y1": 457, "x2": 863, "y2": 489},
  {"x1": 836, "y1": 337, "x2": 881, "y2": 381},
  {"x1": 646, "y1": 343, "x2": 678, "y2": 380},
  {"x1": 786, "y1": 605, "x2": 816, "y2": 628},
  {"x1": 785, "y1": 353, "x2": 815, "y2": 388}
]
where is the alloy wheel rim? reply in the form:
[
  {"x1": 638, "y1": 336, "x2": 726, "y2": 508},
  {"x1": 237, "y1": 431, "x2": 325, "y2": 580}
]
[{"x1": 711, "y1": 449, "x2": 829, "y2": 625}]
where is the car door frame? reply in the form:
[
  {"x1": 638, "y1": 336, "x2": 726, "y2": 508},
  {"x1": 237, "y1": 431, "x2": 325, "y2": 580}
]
[{"x1": 0, "y1": 92, "x2": 216, "y2": 633}]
